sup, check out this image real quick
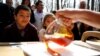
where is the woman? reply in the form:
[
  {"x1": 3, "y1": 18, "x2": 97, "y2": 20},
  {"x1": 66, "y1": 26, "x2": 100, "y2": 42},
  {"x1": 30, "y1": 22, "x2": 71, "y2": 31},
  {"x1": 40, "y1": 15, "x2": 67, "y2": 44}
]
[{"x1": 21, "y1": 0, "x2": 36, "y2": 24}]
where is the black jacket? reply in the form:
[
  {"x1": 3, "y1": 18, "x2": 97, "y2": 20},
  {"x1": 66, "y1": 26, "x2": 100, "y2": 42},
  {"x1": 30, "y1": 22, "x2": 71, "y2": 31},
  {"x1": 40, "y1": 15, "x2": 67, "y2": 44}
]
[{"x1": 2, "y1": 23, "x2": 39, "y2": 42}]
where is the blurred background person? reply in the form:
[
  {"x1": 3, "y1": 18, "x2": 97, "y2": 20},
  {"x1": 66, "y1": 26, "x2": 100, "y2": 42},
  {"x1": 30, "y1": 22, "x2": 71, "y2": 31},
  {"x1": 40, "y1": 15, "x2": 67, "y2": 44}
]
[
  {"x1": 6, "y1": 0, "x2": 13, "y2": 7},
  {"x1": 34, "y1": 0, "x2": 45, "y2": 31},
  {"x1": 15, "y1": 0, "x2": 19, "y2": 8},
  {"x1": 31, "y1": 4, "x2": 35, "y2": 12},
  {"x1": 0, "y1": 0, "x2": 14, "y2": 38},
  {"x1": 21, "y1": 0, "x2": 36, "y2": 24},
  {"x1": 79, "y1": 1, "x2": 93, "y2": 37},
  {"x1": 71, "y1": 1, "x2": 87, "y2": 40},
  {"x1": 6, "y1": 0, "x2": 15, "y2": 24}
]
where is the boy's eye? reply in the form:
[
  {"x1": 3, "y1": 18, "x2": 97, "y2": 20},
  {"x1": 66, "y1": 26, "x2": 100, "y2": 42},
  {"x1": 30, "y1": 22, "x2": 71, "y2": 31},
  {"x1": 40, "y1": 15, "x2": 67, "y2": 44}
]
[
  {"x1": 20, "y1": 15, "x2": 24, "y2": 17},
  {"x1": 26, "y1": 16, "x2": 30, "y2": 17}
]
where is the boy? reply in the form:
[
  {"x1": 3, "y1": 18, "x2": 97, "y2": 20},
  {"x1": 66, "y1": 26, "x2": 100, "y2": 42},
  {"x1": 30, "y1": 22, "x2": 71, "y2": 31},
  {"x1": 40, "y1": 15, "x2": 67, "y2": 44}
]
[{"x1": 2, "y1": 5, "x2": 39, "y2": 42}]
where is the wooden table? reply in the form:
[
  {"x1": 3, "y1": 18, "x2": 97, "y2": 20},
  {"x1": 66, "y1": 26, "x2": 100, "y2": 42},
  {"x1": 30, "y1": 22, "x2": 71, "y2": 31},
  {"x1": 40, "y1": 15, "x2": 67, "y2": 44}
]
[{"x1": 0, "y1": 46, "x2": 24, "y2": 56}]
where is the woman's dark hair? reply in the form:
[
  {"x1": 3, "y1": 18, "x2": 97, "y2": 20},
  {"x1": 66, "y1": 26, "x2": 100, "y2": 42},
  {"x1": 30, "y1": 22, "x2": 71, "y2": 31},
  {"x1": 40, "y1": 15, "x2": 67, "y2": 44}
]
[
  {"x1": 14, "y1": 5, "x2": 31, "y2": 15},
  {"x1": 51, "y1": 10, "x2": 56, "y2": 15},
  {"x1": 35, "y1": 0, "x2": 43, "y2": 7},
  {"x1": 21, "y1": 0, "x2": 31, "y2": 8},
  {"x1": 79, "y1": 1, "x2": 86, "y2": 9},
  {"x1": 21, "y1": 0, "x2": 36, "y2": 23}
]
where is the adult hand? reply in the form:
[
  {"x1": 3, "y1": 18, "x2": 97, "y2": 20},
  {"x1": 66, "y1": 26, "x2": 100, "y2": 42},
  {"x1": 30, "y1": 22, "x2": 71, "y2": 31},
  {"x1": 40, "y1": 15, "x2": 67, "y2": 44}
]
[
  {"x1": 56, "y1": 14, "x2": 74, "y2": 30},
  {"x1": 55, "y1": 9, "x2": 79, "y2": 23}
]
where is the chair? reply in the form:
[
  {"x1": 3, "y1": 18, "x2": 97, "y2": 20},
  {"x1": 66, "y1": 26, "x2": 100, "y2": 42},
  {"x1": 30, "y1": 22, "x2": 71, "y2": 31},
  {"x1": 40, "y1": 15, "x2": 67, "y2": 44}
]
[{"x1": 81, "y1": 31, "x2": 100, "y2": 42}]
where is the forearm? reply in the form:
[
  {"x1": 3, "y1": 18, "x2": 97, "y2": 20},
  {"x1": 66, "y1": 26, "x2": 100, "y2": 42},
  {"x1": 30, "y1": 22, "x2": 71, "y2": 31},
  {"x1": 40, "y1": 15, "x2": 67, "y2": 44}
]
[
  {"x1": 78, "y1": 9, "x2": 100, "y2": 29},
  {"x1": 56, "y1": 9, "x2": 100, "y2": 29},
  {"x1": 56, "y1": 9, "x2": 85, "y2": 19}
]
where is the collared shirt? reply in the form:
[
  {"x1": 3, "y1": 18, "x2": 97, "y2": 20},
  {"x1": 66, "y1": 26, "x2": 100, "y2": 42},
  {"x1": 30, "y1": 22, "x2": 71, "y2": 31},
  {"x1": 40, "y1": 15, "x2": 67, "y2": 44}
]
[{"x1": 34, "y1": 10, "x2": 45, "y2": 31}]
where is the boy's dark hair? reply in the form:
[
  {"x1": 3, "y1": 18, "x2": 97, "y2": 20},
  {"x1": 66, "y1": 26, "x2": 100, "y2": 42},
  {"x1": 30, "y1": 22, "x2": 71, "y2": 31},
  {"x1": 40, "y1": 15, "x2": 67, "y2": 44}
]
[
  {"x1": 14, "y1": 5, "x2": 31, "y2": 15},
  {"x1": 35, "y1": 0, "x2": 43, "y2": 7}
]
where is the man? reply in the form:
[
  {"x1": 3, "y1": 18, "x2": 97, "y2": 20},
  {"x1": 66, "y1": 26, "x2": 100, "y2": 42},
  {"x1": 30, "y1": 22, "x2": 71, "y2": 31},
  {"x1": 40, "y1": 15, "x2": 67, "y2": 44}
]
[
  {"x1": 6, "y1": 0, "x2": 15, "y2": 24},
  {"x1": 34, "y1": 1, "x2": 45, "y2": 31},
  {"x1": 6, "y1": 0, "x2": 13, "y2": 7},
  {"x1": 2, "y1": 5, "x2": 39, "y2": 42},
  {"x1": 56, "y1": 9, "x2": 100, "y2": 29},
  {"x1": 79, "y1": 1, "x2": 93, "y2": 37},
  {"x1": 0, "y1": 1, "x2": 10, "y2": 37}
]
